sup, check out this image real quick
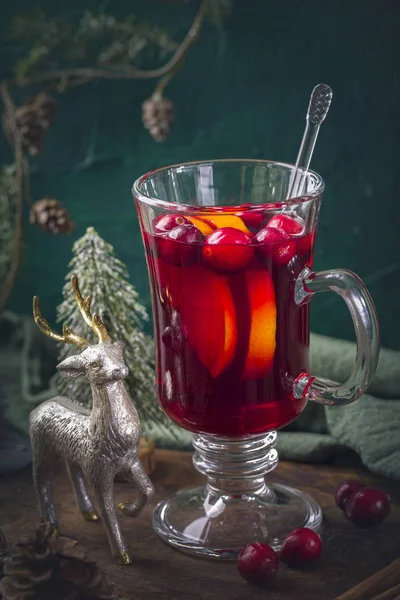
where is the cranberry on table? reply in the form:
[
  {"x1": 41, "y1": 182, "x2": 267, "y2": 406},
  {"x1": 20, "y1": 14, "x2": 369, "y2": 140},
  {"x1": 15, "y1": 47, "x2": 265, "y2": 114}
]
[
  {"x1": 345, "y1": 488, "x2": 390, "y2": 528},
  {"x1": 280, "y1": 528, "x2": 322, "y2": 567},
  {"x1": 237, "y1": 542, "x2": 279, "y2": 586},
  {"x1": 267, "y1": 214, "x2": 304, "y2": 235},
  {"x1": 335, "y1": 480, "x2": 365, "y2": 511},
  {"x1": 252, "y1": 226, "x2": 296, "y2": 265},
  {"x1": 153, "y1": 213, "x2": 189, "y2": 233},
  {"x1": 158, "y1": 224, "x2": 203, "y2": 266},
  {"x1": 202, "y1": 227, "x2": 254, "y2": 274}
]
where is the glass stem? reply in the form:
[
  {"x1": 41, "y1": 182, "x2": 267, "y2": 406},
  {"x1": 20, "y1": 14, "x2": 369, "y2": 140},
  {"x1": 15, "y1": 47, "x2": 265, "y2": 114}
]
[{"x1": 192, "y1": 432, "x2": 278, "y2": 498}]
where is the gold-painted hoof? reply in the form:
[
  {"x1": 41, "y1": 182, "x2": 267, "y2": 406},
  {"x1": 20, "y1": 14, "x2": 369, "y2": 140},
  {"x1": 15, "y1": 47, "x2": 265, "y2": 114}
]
[
  {"x1": 117, "y1": 500, "x2": 132, "y2": 513},
  {"x1": 40, "y1": 519, "x2": 60, "y2": 538},
  {"x1": 116, "y1": 551, "x2": 132, "y2": 566},
  {"x1": 81, "y1": 510, "x2": 99, "y2": 522},
  {"x1": 40, "y1": 517, "x2": 61, "y2": 539},
  {"x1": 51, "y1": 525, "x2": 60, "y2": 538}
]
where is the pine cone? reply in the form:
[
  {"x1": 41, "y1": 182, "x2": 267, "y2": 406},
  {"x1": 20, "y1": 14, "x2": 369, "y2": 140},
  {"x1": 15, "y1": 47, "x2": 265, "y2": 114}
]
[
  {"x1": 33, "y1": 93, "x2": 58, "y2": 130},
  {"x1": 0, "y1": 522, "x2": 114, "y2": 600},
  {"x1": 142, "y1": 95, "x2": 174, "y2": 142},
  {"x1": 2, "y1": 93, "x2": 57, "y2": 156},
  {"x1": 30, "y1": 198, "x2": 75, "y2": 235}
]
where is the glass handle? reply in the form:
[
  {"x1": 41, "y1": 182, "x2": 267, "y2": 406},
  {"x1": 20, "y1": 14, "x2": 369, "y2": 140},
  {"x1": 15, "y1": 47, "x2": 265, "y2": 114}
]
[{"x1": 293, "y1": 266, "x2": 380, "y2": 406}]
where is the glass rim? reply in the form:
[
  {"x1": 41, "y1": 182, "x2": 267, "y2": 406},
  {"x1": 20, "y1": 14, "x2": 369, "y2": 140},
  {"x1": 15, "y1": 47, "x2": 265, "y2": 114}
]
[{"x1": 132, "y1": 158, "x2": 325, "y2": 212}]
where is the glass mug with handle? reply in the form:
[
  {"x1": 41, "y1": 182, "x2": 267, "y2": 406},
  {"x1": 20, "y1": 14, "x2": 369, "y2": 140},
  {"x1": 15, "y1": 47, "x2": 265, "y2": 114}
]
[{"x1": 133, "y1": 159, "x2": 379, "y2": 559}]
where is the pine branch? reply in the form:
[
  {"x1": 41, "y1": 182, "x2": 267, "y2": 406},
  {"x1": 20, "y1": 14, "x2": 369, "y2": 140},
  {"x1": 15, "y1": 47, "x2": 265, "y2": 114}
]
[
  {"x1": 8, "y1": 0, "x2": 208, "y2": 90},
  {"x1": 0, "y1": 84, "x2": 24, "y2": 312},
  {"x1": 11, "y1": 10, "x2": 176, "y2": 82},
  {"x1": 0, "y1": 165, "x2": 18, "y2": 286}
]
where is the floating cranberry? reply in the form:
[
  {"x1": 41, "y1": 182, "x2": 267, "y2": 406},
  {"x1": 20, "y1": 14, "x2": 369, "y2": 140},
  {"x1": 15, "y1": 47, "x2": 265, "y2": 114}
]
[
  {"x1": 345, "y1": 488, "x2": 390, "y2": 528},
  {"x1": 267, "y1": 214, "x2": 304, "y2": 235},
  {"x1": 280, "y1": 528, "x2": 322, "y2": 567},
  {"x1": 158, "y1": 224, "x2": 203, "y2": 266},
  {"x1": 252, "y1": 226, "x2": 296, "y2": 265},
  {"x1": 237, "y1": 543, "x2": 279, "y2": 586},
  {"x1": 202, "y1": 227, "x2": 254, "y2": 274},
  {"x1": 237, "y1": 210, "x2": 265, "y2": 229},
  {"x1": 153, "y1": 213, "x2": 189, "y2": 233},
  {"x1": 335, "y1": 480, "x2": 365, "y2": 511}
]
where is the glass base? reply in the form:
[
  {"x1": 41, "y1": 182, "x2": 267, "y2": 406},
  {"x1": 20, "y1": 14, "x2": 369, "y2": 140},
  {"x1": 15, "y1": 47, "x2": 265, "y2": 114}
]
[
  {"x1": 153, "y1": 483, "x2": 322, "y2": 560},
  {"x1": 152, "y1": 432, "x2": 322, "y2": 559}
]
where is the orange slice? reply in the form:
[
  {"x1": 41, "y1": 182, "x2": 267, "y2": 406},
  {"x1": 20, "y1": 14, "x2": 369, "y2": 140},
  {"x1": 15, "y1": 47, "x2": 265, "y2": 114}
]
[
  {"x1": 187, "y1": 214, "x2": 251, "y2": 236},
  {"x1": 186, "y1": 216, "x2": 214, "y2": 236},
  {"x1": 199, "y1": 214, "x2": 251, "y2": 235},
  {"x1": 207, "y1": 282, "x2": 236, "y2": 378},
  {"x1": 243, "y1": 266, "x2": 276, "y2": 379},
  {"x1": 180, "y1": 265, "x2": 237, "y2": 378}
]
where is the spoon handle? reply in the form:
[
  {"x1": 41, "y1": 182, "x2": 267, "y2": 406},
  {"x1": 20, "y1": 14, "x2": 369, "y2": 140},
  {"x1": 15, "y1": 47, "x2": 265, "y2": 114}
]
[{"x1": 287, "y1": 84, "x2": 333, "y2": 200}]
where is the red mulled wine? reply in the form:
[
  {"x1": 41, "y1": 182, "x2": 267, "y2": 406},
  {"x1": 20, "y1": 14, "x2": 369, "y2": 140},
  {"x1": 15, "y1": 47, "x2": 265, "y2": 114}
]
[{"x1": 142, "y1": 211, "x2": 315, "y2": 436}]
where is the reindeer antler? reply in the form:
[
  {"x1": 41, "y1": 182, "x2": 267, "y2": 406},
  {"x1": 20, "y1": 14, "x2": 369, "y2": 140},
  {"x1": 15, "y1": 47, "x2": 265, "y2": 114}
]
[
  {"x1": 71, "y1": 275, "x2": 110, "y2": 343},
  {"x1": 33, "y1": 296, "x2": 89, "y2": 349}
]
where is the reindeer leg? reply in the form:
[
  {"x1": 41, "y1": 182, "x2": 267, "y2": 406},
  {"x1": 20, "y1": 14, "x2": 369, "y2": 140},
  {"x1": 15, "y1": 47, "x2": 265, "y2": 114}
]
[
  {"x1": 118, "y1": 459, "x2": 155, "y2": 517},
  {"x1": 32, "y1": 458, "x2": 58, "y2": 532},
  {"x1": 89, "y1": 473, "x2": 131, "y2": 565},
  {"x1": 66, "y1": 461, "x2": 99, "y2": 522}
]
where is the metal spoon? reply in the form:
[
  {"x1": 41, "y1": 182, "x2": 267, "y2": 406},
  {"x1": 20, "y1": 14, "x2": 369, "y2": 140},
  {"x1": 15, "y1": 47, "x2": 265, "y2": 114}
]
[{"x1": 287, "y1": 83, "x2": 333, "y2": 200}]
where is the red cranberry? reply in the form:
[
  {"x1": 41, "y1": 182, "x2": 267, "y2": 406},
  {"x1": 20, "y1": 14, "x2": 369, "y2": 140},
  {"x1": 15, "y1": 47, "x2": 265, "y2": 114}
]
[
  {"x1": 335, "y1": 480, "x2": 365, "y2": 511},
  {"x1": 280, "y1": 528, "x2": 322, "y2": 567},
  {"x1": 237, "y1": 210, "x2": 265, "y2": 229},
  {"x1": 253, "y1": 226, "x2": 296, "y2": 265},
  {"x1": 345, "y1": 488, "x2": 390, "y2": 528},
  {"x1": 158, "y1": 224, "x2": 203, "y2": 266},
  {"x1": 153, "y1": 213, "x2": 189, "y2": 233},
  {"x1": 237, "y1": 543, "x2": 279, "y2": 586},
  {"x1": 267, "y1": 214, "x2": 304, "y2": 235},
  {"x1": 202, "y1": 227, "x2": 254, "y2": 274}
]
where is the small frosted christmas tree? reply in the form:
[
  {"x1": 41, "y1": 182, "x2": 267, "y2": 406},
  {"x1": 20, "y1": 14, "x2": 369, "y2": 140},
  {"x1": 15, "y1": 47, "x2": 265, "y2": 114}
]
[{"x1": 53, "y1": 226, "x2": 176, "y2": 439}]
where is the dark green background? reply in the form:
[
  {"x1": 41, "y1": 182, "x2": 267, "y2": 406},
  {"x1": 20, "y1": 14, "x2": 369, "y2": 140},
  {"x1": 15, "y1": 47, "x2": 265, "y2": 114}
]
[{"x1": 2, "y1": 0, "x2": 399, "y2": 349}]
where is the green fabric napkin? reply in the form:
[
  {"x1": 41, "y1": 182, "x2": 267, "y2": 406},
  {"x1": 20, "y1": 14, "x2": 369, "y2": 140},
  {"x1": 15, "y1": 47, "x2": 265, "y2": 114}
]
[{"x1": 150, "y1": 333, "x2": 400, "y2": 482}]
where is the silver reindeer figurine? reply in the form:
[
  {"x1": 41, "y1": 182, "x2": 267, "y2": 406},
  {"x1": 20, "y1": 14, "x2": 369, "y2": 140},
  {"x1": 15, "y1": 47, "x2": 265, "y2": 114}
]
[{"x1": 29, "y1": 275, "x2": 154, "y2": 565}]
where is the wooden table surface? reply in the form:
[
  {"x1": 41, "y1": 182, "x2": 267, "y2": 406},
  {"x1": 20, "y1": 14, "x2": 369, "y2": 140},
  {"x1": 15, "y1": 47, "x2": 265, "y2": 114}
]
[{"x1": 1, "y1": 450, "x2": 399, "y2": 600}]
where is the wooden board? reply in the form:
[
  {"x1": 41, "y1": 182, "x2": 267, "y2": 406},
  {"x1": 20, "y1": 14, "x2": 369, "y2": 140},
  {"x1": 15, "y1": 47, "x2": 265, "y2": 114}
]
[{"x1": 1, "y1": 450, "x2": 399, "y2": 600}]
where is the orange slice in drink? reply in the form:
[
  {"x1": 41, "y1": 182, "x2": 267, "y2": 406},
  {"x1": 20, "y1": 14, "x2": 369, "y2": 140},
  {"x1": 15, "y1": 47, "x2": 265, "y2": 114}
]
[
  {"x1": 179, "y1": 264, "x2": 237, "y2": 378},
  {"x1": 242, "y1": 266, "x2": 276, "y2": 379},
  {"x1": 186, "y1": 216, "x2": 214, "y2": 236},
  {"x1": 187, "y1": 214, "x2": 251, "y2": 235},
  {"x1": 201, "y1": 214, "x2": 251, "y2": 235}
]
